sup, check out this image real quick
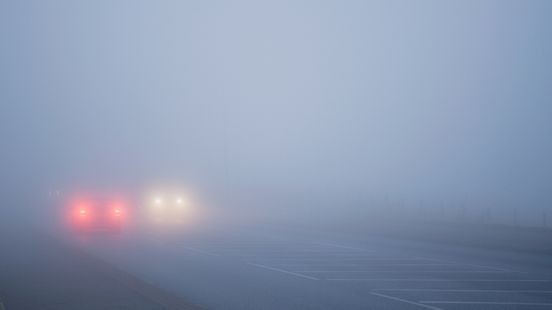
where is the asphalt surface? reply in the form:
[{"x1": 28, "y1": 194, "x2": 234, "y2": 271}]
[
  {"x1": 0, "y1": 228, "x2": 200, "y2": 310},
  {"x1": 60, "y1": 224, "x2": 552, "y2": 310}
]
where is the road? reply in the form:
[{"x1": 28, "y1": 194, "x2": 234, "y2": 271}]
[
  {"x1": 0, "y1": 226, "x2": 199, "y2": 310},
  {"x1": 61, "y1": 224, "x2": 552, "y2": 310}
]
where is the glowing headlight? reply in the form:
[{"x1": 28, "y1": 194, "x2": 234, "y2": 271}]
[{"x1": 154, "y1": 197, "x2": 163, "y2": 205}]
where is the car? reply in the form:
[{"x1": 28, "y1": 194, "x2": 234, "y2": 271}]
[
  {"x1": 145, "y1": 192, "x2": 192, "y2": 226},
  {"x1": 67, "y1": 196, "x2": 128, "y2": 233}
]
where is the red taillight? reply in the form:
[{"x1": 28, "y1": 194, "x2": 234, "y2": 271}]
[
  {"x1": 76, "y1": 204, "x2": 89, "y2": 217},
  {"x1": 110, "y1": 200, "x2": 125, "y2": 219}
]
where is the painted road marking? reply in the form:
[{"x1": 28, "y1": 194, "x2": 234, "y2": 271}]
[
  {"x1": 215, "y1": 249, "x2": 369, "y2": 254},
  {"x1": 416, "y1": 257, "x2": 512, "y2": 272},
  {"x1": 274, "y1": 262, "x2": 444, "y2": 265},
  {"x1": 234, "y1": 254, "x2": 387, "y2": 259},
  {"x1": 370, "y1": 292, "x2": 442, "y2": 310},
  {"x1": 273, "y1": 263, "x2": 463, "y2": 268},
  {"x1": 298, "y1": 270, "x2": 509, "y2": 273},
  {"x1": 248, "y1": 263, "x2": 319, "y2": 280},
  {"x1": 181, "y1": 234, "x2": 551, "y2": 310},
  {"x1": 420, "y1": 301, "x2": 552, "y2": 306},
  {"x1": 327, "y1": 278, "x2": 551, "y2": 282},
  {"x1": 375, "y1": 289, "x2": 552, "y2": 293},
  {"x1": 247, "y1": 257, "x2": 423, "y2": 261},
  {"x1": 370, "y1": 280, "x2": 552, "y2": 309}
]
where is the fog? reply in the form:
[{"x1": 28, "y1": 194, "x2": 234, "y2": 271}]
[
  {"x1": 3, "y1": 1, "x2": 552, "y2": 309},
  {"x1": 1, "y1": 0, "x2": 552, "y2": 231}
]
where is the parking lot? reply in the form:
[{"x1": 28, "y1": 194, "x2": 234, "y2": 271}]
[{"x1": 168, "y1": 230, "x2": 552, "y2": 310}]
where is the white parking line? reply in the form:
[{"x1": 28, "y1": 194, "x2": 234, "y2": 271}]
[
  {"x1": 273, "y1": 263, "x2": 367, "y2": 267},
  {"x1": 274, "y1": 263, "x2": 460, "y2": 267},
  {"x1": 370, "y1": 292, "x2": 442, "y2": 310},
  {"x1": 297, "y1": 270, "x2": 508, "y2": 273},
  {"x1": 327, "y1": 278, "x2": 551, "y2": 282},
  {"x1": 375, "y1": 289, "x2": 552, "y2": 293},
  {"x1": 218, "y1": 249, "x2": 365, "y2": 254},
  {"x1": 420, "y1": 301, "x2": 552, "y2": 306},
  {"x1": 249, "y1": 257, "x2": 422, "y2": 261},
  {"x1": 248, "y1": 263, "x2": 319, "y2": 280},
  {"x1": 416, "y1": 257, "x2": 511, "y2": 272},
  {"x1": 236, "y1": 254, "x2": 385, "y2": 259}
]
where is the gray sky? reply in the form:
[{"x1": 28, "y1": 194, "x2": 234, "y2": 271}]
[{"x1": 1, "y1": 0, "x2": 551, "y2": 210}]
